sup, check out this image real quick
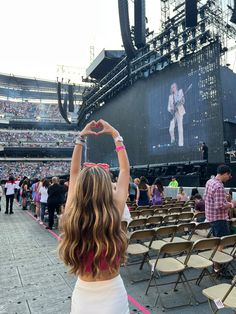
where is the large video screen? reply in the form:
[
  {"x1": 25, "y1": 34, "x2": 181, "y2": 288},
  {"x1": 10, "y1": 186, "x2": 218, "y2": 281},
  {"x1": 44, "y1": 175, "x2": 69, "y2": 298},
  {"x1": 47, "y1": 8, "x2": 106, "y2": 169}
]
[{"x1": 87, "y1": 43, "x2": 225, "y2": 166}]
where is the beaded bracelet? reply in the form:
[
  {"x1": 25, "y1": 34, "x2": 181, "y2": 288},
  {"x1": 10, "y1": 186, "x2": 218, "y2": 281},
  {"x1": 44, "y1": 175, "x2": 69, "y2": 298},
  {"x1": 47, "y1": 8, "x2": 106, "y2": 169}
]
[{"x1": 116, "y1": 145, "x2": 126, "y2": 152}]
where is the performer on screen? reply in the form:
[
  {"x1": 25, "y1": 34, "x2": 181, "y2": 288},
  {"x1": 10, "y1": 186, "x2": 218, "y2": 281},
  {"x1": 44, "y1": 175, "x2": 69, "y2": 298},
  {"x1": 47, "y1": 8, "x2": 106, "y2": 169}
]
[{"x1": 168, "y1": 82, "x2": 185, "y2": 147}]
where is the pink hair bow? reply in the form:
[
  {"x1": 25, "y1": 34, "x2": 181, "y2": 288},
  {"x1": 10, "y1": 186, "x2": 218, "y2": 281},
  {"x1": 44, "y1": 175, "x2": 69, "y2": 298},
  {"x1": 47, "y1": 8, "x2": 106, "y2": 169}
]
[{"x1": 83, "y1": 162, "x2": 110, "y2": 171}]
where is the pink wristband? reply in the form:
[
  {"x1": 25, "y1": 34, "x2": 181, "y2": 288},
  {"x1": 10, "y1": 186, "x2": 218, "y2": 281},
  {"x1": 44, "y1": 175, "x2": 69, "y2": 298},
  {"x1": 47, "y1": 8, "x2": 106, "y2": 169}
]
[{"x1": 116, "y1": 145, "x2": 126, "y2": 152}]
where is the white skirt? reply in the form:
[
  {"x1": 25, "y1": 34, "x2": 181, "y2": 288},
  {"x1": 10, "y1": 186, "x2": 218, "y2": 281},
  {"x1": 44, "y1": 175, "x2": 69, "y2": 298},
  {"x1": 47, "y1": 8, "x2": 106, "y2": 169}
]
[{"x1": 71, "y1": 275, "x2": 130, "y2": 314}]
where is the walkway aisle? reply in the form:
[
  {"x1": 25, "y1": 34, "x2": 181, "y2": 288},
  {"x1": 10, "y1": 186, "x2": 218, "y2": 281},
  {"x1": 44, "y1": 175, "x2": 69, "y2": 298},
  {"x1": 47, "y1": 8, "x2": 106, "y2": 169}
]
[{"x1": 0, "y1": 206, "x2": 74, "y2": 314}]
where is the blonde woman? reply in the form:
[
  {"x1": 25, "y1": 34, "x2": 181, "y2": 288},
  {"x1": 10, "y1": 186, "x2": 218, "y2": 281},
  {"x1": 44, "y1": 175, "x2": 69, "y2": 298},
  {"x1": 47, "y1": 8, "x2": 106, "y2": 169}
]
[{"x1": 59, "y1": 120, "x2": 130, "y2": 314}]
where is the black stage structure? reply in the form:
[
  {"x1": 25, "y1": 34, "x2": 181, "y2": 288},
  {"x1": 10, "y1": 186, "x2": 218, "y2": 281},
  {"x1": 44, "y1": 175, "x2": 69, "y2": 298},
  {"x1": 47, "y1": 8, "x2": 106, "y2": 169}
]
[{"x1": 77, "y1": 0, "x2": 236, "y2": 187}]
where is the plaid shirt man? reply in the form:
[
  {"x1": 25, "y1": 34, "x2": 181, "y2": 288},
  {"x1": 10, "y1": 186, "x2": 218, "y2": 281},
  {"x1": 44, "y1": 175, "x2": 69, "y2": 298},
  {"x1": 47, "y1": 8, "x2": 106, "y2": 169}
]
[{"x1": 204, "y1": 177, "x2": 229, "y2": 222}]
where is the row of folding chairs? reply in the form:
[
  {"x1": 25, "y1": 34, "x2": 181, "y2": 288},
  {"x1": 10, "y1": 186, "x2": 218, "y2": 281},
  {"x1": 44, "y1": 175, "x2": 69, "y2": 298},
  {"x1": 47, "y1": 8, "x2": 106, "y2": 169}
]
[
  {"x1": 126, "y1": 227, "x2": 236, "y2": 310},
  {"x1": 130, "y1": 206, "x2": 194, "y2": 219},
  {"x1": 127, "y1": 200, "x2": 195, "y2": 211},
  {"x1": 128, "y1": 212, "x2": 205, "y2": 231}
]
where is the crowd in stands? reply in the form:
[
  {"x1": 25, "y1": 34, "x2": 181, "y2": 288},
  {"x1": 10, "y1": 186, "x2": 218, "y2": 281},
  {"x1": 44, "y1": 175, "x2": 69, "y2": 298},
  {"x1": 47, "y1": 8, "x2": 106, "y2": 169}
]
[
  {"x1": 0, "y1": 161, "x2": 70, "y2": 179},
  {"x1": 0, "y1": 100, "x2": 79, "y2": 122},
  {"x1": 0, "y1": 129, "x2": 77, "y2": 148}
]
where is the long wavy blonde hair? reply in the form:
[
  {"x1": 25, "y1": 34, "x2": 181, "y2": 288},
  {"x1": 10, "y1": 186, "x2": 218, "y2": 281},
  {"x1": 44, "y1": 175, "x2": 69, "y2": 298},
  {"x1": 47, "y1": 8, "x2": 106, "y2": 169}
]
[{"x1": 58, "y1": 166, "x2": 127, "y2": 277}]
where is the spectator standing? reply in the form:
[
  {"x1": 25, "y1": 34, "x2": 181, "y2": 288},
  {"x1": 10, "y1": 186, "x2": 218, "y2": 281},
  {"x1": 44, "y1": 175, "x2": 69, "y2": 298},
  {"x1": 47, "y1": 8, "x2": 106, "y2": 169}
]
[
  {"x1": 47, "y1": 177, "x2": 64, "y2": 229},
  {"x1": 128, "y1": 178, "x2": 137, "y2": 202},
  {"x1": 204, "y1": 165, "x2": 236, "y2": 272},
  {"x1": 136, "y1": 176, "x2": 151, "y2": 206},
  {"x1": 176, "y1": 187, "x2": 188, "y2": 202},
  {"x1": 21, "y1": 179, "x2": 30, "y2": 210},
  {"x1": 168, "y1": 177, "x2": 179, "y2": 187},
  {"x1": 0, "y1": 184, "x2": 3, "y2": 211},
  {"x1": 151, "y1": 178, "x2": 164, "y2": 205},
  {"x1": 134, "y1": 178, "x2": 140, "y2": 186},
  {"x1": 39, "y1": 179, "x2": 49, "y2": 224},
  {"x1": 58, "y1": 120, "x2": 129, "y2": 313},
  {"x1": 5, "y1": 176, "x2": 16, "y2": 214}
]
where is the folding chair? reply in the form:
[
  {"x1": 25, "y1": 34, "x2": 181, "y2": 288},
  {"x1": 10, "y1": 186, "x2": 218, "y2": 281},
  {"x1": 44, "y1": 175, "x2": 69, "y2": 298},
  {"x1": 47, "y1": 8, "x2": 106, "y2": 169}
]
[
  {"x1": 168, "y1": 207, "x2": 182, "y2": 215},
  {"x1": 136, "y1": 206, "x2": 149, "y2": 211},
  {"x1": 182, "y1": 205, "x2": 193, "y2": 213},
  {"x1": 154, "y1": 208, "x2": 168, "y2": 216},
  {"x1": 130, "y1": 210, "x2": 140, "y2": 219},
  {"x1": 147, "y1": 225, "x2": 177, "y2": 251},
  {"x1": 162, "y1": 214, "x2": 179, "y2": 225},
  {"x1": 150, "y1": 205, "x2": 163, "y2": 209},
  {"x1": 202, "y1": 275, "x2": 236, "y2": 313},
  {"x1": 128, "y1": 218, "x2": 147, "y2": 232},
  {"x1": 177, "y1": 238, "x2": 221, "y2": 288},
  {"x1": 194, "y1": 212, "x2": 205, "y2": 222},
  {"x1": 145, "y1": 241, "x2": 194, "y2": 310},
  {"x1": 178, "y1": 212, "x2": 194, "y2": 223},
  {"x1": 127, "y1": 229, "x2": 155, "y2": 269},
  {"x1": 183, "y1": 221, "x2": 211, "y2": 242},
  {"x1": 164, "y1": 222, "x2": 196, "y2": 242},
  {"x1": 139, "y1": 209, "x2": 153, "y2": 218},
  {"x1": 199, "y1": 234, "x2": 236, "y2": 277},
  {"x1": 146, "y1": 216, "x2": 163, "y2": 229}
]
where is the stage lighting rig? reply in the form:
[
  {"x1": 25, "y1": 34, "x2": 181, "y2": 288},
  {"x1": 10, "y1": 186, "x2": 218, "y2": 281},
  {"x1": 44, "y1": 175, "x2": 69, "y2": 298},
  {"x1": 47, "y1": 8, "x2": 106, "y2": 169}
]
[{"x1": 78, "y1": 0, "x2": 236, "y2": 127}]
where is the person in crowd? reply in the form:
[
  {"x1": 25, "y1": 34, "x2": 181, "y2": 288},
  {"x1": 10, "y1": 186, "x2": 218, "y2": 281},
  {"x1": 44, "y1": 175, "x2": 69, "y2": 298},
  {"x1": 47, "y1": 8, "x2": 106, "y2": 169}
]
[
  {"x1": 168, "y1": 176, "x2": 179, "y2": 187},
  {"x1": 47, "y1": 177, "x2": 65, "y2": 230},
  {"x1": 176, "y1": 187, "x2": 188, "y2": 202},
  {"x1": 136, "y1": 176, "x2": 151, "y2": 206},
  {"x1": 128, "y1": 177, "x2": 137, "y2": 202},
  {"x1": 133, "y1": 177, "x2": 140, "y2": 187},
  {"x1": 21, "y1": 179, "x2": 30, "y2": 210},
  {"x1": 32, "y1": 178, "x2": 41, "y2": 219},
  {"x1": 39, "y1": 179, "x2": 49, "y2": 224},
  {"x1": 151, "y1": 178, "x2": 164, "y2": 205},
  {"x1": 190, "y1": 187, "x2": 199, "y2": 200},
  {"x1": 14, "y1": 177, "x2": 21, "y2": 204},
  {"x1": 0, "y1": 183, "x2": 3, "y2": 211},
  {"x1": 201, "y1": 142, "x2": 208, "y2": 162},
  {"x1": 58, "y1": 120, "x2": 129, "y2": 313},
  {"x1": 226, "y1": 188, "x2": 236, "y2": 218},
  {"x1": 193, "y1": 194, "x2": 205, "y2": 213},
  {"x1": 5, "y1": 176, "x2": 16, "y2": 214},
  {"x1": 204, "y1": 164, "x2": 236, "y2": 273}
]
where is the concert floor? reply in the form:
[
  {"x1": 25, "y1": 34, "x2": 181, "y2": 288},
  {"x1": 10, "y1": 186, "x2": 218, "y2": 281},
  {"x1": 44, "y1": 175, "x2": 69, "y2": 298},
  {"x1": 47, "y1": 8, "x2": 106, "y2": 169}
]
[{"x1": 0, "y1": 204, "x2": 233, "y2": 314}]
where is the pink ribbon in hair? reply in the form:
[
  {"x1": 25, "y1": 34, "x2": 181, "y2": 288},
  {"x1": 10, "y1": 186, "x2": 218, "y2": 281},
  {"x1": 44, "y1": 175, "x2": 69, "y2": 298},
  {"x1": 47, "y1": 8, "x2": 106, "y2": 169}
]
[{"x1": 83, "y1": 162, "x2": 110, "y2": 171}]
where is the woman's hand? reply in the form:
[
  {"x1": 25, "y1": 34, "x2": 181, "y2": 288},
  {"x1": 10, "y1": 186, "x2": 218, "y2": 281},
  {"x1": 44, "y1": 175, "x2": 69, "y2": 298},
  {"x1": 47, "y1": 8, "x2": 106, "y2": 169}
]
[
  {"x1": 95, "y1": 119, "x2": 119, "y2": 138},
  {"x1": 80, "y1": 120, "x2": 98, "y2": 137}
]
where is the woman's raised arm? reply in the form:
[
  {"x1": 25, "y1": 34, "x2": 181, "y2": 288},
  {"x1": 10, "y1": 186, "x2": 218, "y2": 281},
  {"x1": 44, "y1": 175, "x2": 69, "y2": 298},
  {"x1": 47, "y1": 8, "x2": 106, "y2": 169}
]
[
  {"x1": 96, "y1": 120, "x2": 130, "y2": 214},
  {"x1": 66, "y1": 120, "x2": 97, "y2": 209}
]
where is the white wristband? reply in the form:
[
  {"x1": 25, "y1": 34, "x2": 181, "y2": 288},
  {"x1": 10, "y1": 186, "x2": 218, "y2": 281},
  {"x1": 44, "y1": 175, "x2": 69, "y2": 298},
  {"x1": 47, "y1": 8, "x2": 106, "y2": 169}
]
[
  {"x1": 114, "y1": 135, "x2": 123, "y2": 143},
  {"x1": 231, "y1": 202, "x2": 234, "y2": 209}
]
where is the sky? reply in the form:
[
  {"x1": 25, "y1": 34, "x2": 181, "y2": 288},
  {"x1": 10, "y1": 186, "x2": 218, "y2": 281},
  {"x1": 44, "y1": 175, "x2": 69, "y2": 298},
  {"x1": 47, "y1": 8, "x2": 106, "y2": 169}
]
[
  {"x1": 0, "y1": 0, "x2": 235, "y2": 83},
  {"x1": 0, "y1": 0, "x2": 160, "y2": 82}
]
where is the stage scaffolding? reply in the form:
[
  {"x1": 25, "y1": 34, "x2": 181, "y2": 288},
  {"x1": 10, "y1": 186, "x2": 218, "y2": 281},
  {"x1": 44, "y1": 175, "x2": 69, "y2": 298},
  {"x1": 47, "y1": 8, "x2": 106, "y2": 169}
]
[{"x1": 79, "y1": 0, "x2": 236, "y2": 126}]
